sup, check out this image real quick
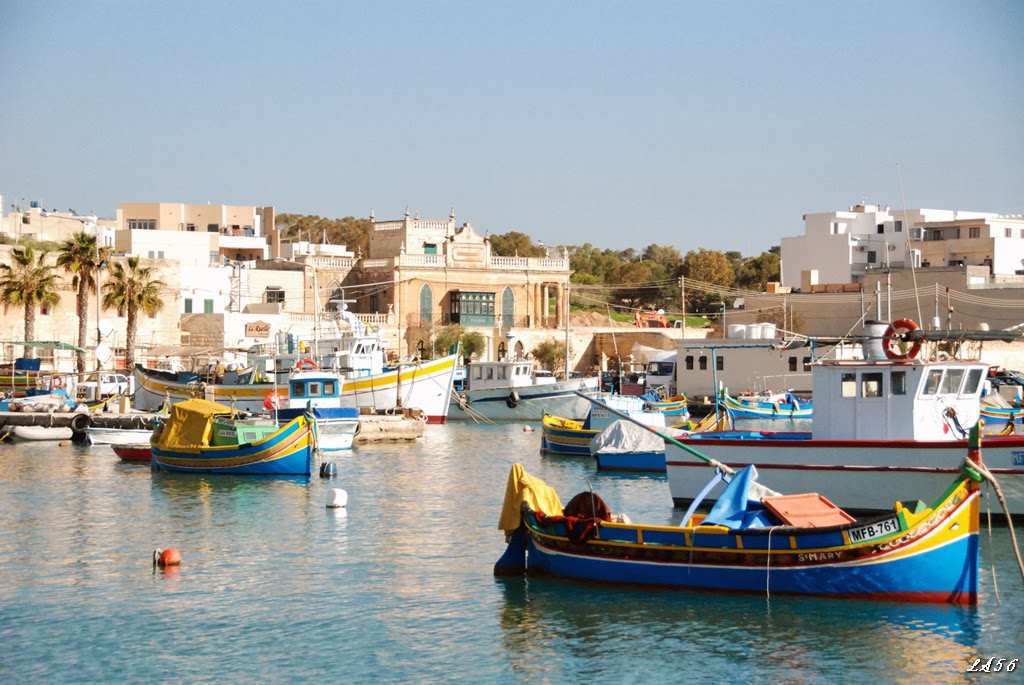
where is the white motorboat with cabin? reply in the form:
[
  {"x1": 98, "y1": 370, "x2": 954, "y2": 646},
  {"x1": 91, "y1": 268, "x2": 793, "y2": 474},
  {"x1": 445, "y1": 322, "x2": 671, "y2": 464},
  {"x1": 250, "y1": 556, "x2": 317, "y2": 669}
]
[
  {"x1": 273, "y1": 368, "x2": 360, "y2": 451},
  {"x1": 447, "y1": 358, "x2": 600, "y2": 421}
]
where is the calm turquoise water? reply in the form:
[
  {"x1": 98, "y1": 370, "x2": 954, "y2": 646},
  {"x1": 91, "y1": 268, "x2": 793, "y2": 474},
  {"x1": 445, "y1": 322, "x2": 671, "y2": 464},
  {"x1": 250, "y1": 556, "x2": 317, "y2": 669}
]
[{"x1": 1, "y1": 423, "x2": 1022, "y2": 684}]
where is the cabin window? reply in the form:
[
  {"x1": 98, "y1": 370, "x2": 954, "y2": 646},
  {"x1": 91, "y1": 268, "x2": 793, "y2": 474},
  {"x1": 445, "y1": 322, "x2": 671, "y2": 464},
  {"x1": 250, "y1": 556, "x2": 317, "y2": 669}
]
[
  {"x1": 963, "y1": 368, "x2": 984, "y2": 395},
  {"x1": 861, "y1": 372, "x2": 883, "y2": 398},
  {"x1": 891, "y1": 371, "x2": 907, "y2": 395},
  {"x1": 243, "y1": 431, "x2": 258, "y2": 442},
  {"x1": 939, "y1": 368, "x2": 965, "y2": 395},
  {"x1": 324, "y1": 381, "x2": 336, "y2": 395},
  {"x1": 293, "y1": 382, "x2": 307, "y2": 397},
  {"x1": 922, "y1": 370, "x2": 944, "y2": 396},
  {"x1": 685, "y1": 356, "x2": 694, "y2": 371},
  {"x1": 498, "y1": 367, "x2": 507, "y2": 381},
  {"x1": 308, "y1": 382, "x2": 322, "y2": 397},
  {"x1": 716, "y1": 356, "x2": 724, "y2": 371},
  {"x1": 472, "y1": 367, "x2": 482, "y2": 381},
  {"x1": 698, "y1": 356, "x2": 707, "y2": 371},
  {"x1": 841, "y1": 373, "x2": 857, "y2": 398}
]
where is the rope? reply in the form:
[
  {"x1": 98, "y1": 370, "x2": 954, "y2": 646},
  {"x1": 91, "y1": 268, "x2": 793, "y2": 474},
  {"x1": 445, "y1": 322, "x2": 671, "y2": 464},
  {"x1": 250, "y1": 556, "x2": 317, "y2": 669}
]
[
  {"x1": 964, "y1": 457, "x2": 1024, "y2": 586},
  {"x1": 984, "y1": 491, "x2": 1001, "y2": 605}
]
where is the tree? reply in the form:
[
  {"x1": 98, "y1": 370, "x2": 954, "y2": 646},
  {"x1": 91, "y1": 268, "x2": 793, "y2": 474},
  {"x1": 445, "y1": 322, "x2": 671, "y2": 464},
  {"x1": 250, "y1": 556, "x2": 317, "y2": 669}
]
[
  {"x1": 530, "y1": 339, "x2": 566, "y2": 375},
  {"x1": 489, "y1": 231, "x2": 547, "y2": 258},
  {"x1": 102, "y1": 256, "x2": 165, "y2": 372},
  {"x1": 56, "y1": 232, "x2": 109, "y2": 374},
  {"x1": 0, "y1": 243, "x2": 61, "y2": 357},
  {"x1": 275, "y1": 214, "x2": 372, "y2": 257},
  {"x1": 735, "y1": 251, "x2": 782, "y2": 292},
  {"x1": 432, "y1": 325, "x2": 486, "y2": 361},
  {"x1": 610, "y1": 261, "x2": 652, "y2": 309},
  {"x1": 682, "y1": 248, "x2": 735, "y2": 313}
]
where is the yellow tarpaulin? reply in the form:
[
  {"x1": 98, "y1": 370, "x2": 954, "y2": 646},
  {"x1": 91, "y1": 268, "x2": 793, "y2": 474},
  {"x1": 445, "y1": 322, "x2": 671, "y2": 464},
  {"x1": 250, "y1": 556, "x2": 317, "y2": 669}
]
[
  {"x1": 154, "y1": 397, "x2": 236, "y2": 452},
  {"x1": 498, "y1": 463, "x2": 564, "y2": 539}
]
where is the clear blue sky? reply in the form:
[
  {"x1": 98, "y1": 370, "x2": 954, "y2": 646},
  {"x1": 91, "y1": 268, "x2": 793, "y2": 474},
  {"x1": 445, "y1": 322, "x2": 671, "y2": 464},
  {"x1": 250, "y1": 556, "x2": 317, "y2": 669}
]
[{"x1": 1, "y1": 1, "x2": 1021, "y2": 257}]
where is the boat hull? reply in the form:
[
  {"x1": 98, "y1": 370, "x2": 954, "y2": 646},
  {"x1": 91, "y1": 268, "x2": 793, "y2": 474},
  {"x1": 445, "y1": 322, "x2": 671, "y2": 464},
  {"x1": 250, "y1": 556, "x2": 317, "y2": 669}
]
[
  {"x1": 276, "y1": 407, "x2": 358, "y2": 451},
  {"x1": 665, "y1": 433, "x2": 1024, "y2": 515},
  {"x1": 518, "y1": 480, "x2": 979, "y2": 604},
  {"x1": 86, "y1": 427, "x2": 153, "y2": 446},
  {"x1": 10, "y1": 425, "x2": 73, "y2": 441},
  {"x1": 112, "y1": 444, "x2": 152, "y2": 462},
  {"x1": 134, "y1": 354, "x2": 458, "y2": 423},
  {"x1": 594, "y1": 450, "x2": 666, "y2": 472},
  {"x1": 151, "y1": 415, "x2": 316, "y2": 476},
  {"x1": 449, "y1": 378, "x2": 600, "y2": 422}
]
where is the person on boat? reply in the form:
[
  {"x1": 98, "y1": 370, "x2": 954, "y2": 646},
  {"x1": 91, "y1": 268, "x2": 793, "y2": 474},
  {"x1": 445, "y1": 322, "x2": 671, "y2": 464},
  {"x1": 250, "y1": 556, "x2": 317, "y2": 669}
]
[{"x1": 214, "y1": 360, "x2": 226, "y2": 383}]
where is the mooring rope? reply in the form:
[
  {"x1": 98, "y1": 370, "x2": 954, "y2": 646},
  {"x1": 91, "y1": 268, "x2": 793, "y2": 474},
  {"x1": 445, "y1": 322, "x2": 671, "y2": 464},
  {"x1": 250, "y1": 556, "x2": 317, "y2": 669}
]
[{"x1": 965, "y1": 457, "x2": 1024, "y2": 586}]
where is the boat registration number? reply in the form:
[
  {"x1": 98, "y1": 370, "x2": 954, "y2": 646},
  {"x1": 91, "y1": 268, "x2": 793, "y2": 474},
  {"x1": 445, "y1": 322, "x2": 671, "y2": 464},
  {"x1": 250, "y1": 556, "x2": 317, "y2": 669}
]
[{"x1": 847, "y1": 517, "x2": 900, "y2": 543}]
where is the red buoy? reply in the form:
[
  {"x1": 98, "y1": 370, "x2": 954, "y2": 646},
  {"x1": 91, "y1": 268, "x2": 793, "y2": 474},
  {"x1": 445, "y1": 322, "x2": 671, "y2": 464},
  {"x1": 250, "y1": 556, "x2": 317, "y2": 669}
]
[{"x1": 154, "y1": 548, "x2": 182, "y2": 568}]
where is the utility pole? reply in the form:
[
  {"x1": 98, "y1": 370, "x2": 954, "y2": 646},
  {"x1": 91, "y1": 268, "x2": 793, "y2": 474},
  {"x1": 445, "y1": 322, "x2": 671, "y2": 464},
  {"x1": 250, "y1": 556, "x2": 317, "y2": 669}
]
[{"x1": 679, "y1": 275, "x2": 686, "y2": 339}]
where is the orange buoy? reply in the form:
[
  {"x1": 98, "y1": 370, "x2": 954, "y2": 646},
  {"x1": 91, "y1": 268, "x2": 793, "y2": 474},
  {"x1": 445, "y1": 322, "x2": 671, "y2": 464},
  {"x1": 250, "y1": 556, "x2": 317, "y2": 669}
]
[{"x1": 154, "y1": 548, "x2": 182, "y2": 568}]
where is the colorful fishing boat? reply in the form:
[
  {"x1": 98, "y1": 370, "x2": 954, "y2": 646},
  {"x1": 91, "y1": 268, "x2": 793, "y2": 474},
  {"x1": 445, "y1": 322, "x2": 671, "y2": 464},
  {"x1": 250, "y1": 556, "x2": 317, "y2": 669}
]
[
  {"x1": 719, "y1": 390, "x2": 812, "y2": 419},
  {"x1": 134, "y1": 333, "x2": 458, "y2": 423},
  {"x1": 666, "y1": 321, "x2": 1024, "y2": 516},
  {"x1": 150, "y1": 398, "x2": 317, "y2": 476},
  {"x1": 979, "y1": 393, "x2": 1023, "y2": 428},
  {"x1": 495, "y1": 423, "x2": 987, "y2": 604},
  {"x1": 274, "y1": 368, "x2": 359, "y2": 451},
  {"x1": 112, "y1": 443, "x2": 152, "y2": 462}
]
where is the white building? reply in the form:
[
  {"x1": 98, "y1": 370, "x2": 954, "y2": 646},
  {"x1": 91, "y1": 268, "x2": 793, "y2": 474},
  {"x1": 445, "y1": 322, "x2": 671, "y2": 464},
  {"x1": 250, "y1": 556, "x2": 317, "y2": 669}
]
[{"x1": 780, "y1": 203, "x2": 1023, "y2": 290}]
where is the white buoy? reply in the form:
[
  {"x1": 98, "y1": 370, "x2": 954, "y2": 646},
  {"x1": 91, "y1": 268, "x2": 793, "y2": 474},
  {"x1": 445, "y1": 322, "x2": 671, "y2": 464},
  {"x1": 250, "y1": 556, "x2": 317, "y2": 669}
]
[{"x1": 326, "y1": 488, "x2": 348, "y2": 508}]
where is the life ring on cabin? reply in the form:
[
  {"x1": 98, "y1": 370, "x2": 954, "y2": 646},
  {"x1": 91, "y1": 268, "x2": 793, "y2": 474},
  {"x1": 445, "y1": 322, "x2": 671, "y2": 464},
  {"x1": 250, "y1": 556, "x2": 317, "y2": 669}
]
[
  {"x1": 882, "y1": 318, "x2": 922, "y2": 361},
  {"x1": 294, "y1": 358, "x2": 319, "y2": 372},
  {"x1": 70, "y1": 412, "x2": 89, "y2": 433},
  {"x1": 52, "y1": 377, "x2": 64, "y2": 389},
  {"x1": 263, "y1": 392, "x2": 280, "y2": 410},
  {"x1": 506, "y1": 390, "x2": 521, "y2": 409}
]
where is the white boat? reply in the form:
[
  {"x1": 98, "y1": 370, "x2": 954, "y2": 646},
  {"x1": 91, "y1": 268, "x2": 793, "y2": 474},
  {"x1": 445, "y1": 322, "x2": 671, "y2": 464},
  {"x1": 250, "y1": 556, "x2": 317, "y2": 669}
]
[
  {"x1": 85, "y1": 426, "x2": 154, "y2": 446},
  {"x1": 447, "y1": 358, "x2": 600, "y2": 421},
  {"x1": 134, "y1": 333, "x2": 458, "y2": 423},
  {"x1": 665, "y1": 321, "x2": 1024, "y2": 516},
  {"x1": 275, "y1": 369, "x2": 360, "y2": 451}
]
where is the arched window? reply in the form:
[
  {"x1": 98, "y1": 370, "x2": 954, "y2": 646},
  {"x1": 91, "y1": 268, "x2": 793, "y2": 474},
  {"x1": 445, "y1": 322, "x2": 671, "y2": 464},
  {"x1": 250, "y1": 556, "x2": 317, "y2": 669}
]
[
  {"x1": 419, "y1": 284, "x2": 433, "y2": 326},
  {"x1": 501, "y1": 287, "x2": 515, "y2": 329}
]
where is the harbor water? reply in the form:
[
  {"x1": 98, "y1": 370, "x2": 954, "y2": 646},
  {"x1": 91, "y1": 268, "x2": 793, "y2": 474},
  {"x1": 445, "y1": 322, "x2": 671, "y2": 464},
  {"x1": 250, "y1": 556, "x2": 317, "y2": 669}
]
[{"x1": 1, "y1": 422, "x2": 1022, "y2": 684}]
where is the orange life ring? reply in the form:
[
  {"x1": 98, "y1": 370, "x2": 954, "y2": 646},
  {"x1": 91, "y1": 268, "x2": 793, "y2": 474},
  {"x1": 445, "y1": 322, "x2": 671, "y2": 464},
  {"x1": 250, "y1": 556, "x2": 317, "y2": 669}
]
[
  {"x1": 294, "y1": 358, "x2": 318, "y2": 371},
  {"x1": 52, "y1": 377, "x2": 64, "y2": 389},
  {"x1": 882, "y1": 318, "x2": 922, "y2": 360},
  {"x1": 263, "y1": 392, "x2": 280, "y2": 410}
]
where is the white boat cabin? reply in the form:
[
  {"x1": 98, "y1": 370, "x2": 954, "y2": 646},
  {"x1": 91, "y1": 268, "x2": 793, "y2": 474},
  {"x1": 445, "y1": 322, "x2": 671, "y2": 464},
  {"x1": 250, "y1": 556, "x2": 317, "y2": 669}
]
[
  {"x1": 810, "y1": 358, "x2": 988, "y2": 441},
  {"x1": 465, "y1": 359, "x2": 549, "y2": 391},
  {"x1": 284, "y1": 370, "x2": 343, "y2": 410},
  {"x1": 247, "y1": 334, "x2": 387, "y2": 384}
]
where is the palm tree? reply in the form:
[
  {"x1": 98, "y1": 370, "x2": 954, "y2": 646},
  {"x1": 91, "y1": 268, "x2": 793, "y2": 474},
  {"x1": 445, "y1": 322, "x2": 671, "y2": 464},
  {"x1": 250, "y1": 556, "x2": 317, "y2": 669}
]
[
  {"x1": 56, "y1": 231, "x2": 109, "y2": 374},
  {"x1": 0, "y1": 243, "x2": 61, "y2": 358},
  {"x1": 101, "y1": 256, "x2": 165, "y2": 373}
]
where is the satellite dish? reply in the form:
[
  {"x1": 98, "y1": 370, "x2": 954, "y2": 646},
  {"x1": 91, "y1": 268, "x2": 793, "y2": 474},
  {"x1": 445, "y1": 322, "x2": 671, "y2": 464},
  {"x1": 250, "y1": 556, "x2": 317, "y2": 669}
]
[
  {"x1": 98, "y1": 319, "x2": 114, "y2": 338},
  {"x1": 96, "y1": 344, "x2": 113, "y2": 365}
]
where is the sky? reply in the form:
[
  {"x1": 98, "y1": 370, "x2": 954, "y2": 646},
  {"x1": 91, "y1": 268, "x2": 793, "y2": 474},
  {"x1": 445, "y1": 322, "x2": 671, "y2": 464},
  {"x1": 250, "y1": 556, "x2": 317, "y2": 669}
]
[{"x1": 1, "y1": 1, "x2": 1022, "y2": 257}]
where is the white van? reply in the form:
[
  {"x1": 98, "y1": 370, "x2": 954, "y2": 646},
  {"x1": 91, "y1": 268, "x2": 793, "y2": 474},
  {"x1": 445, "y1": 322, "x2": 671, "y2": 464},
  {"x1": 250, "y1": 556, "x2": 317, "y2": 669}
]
[{"x1": 645, "y1": 351, "x2": 677, "y2": 396}]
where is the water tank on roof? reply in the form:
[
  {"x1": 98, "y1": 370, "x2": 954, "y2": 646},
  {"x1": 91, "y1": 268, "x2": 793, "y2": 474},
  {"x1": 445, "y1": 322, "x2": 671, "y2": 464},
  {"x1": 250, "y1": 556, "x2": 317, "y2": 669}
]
[{"x1": 728, "y1": 324, "x2": 747, "y2": 339}]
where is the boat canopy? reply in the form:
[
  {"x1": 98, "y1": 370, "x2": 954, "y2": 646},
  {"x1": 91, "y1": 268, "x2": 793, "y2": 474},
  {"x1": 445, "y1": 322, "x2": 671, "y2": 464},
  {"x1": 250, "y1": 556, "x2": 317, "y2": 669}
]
[{"x1": 154, "y1": 398, "x2": 236, "y2": 451}]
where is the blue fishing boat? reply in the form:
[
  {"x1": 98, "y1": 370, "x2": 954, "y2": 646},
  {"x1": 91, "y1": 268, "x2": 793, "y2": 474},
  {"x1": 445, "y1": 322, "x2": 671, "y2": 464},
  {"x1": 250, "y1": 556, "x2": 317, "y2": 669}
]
[
  {"x1": 540, "y1": 392, "x2": 690, "y2": 456},
  {"x1": 495, "y1": 423, "x2": 988, "y2": 605},
  {"x1": 151, "y1": 398, "x2": 317, "y2": 475},
  {"x1": 273, "y1": 369, "x2": 359, "y2": 451}
]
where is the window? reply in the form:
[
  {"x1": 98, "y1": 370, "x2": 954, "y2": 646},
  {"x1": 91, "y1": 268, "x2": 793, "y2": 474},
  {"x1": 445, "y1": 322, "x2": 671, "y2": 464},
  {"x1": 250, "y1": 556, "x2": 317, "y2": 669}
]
[
  {"x1": 895, "y1": 220, "x2": 902, "y2": 232},
  {"x1": 788, "y1": 357, "x2": 797, "y2": 372},
  {"x1": 186, "y1": 223, "x2": 196, "y2": 232},
  {"x1": 324, "y1": 380, "x2": 336, "y2": 395},
  {"x1": 803, "y1": 357, "x2": 812, "y2": 371},
  {"x1": 716, "y1": 356, "x2": 724, "y2": 371},
  {"x1": 184, "y1": 299, "x2": 193, "y2": 314},
  {"x1": 939, "y1": 368, "x2": 965, "y2": 395},
  {"x1": 293, "y1": 382, "x2": 306, "y2": 398},
  {"x1": 955, "y1": 228, "x2": 961, "y2": 239},
  {"x1": 861, "y1": 372, "x2": 883, "y2": 398},
  {"x1": 127, "y1": 219, "x2": 156, "y2": 230},
  {"x1": 922, "y1": 369, "x2": 943, "y2": 396},
  {"x1": 448, "y1": 290, "x2": 495, "y2": 326},
  {"x1": 208, "y1": 223, "x2": 219, "y2": 233},
  {"x1": 204, "y1": 299, "x2": 214, "y2": 314},
  {"x1": 969, "y1": 227, "x2": 980, "y2": 239},
  {"x1": 266, "y1": 287, "x2": 285, "y2": 304},
  {"x1": 891, "y1": 371, "x2": 907, "y2": 395},
  {"x1": 684, "y1": 356, "x2": 694, "y2": 371},
  {"x1": 40, "y1": 303, "x2": 50, "y2": 316},
  {"x1": 209, "y1": 251, "x2": 220, "y2": 265},
  {"x1": 867, "y1": 250, "x2": 877, "y2": 264},
  {"x1": 877, "y1": 223, "x2": 884, "y2": 234},
  {"x1": 841, "y1": 372, "x2": 857, "y2": 398},
  {"x1": 1006, "y1": 228, "x2": 1013, "y2": 238},
  {"x1": 964, "y1": 368, "x2": 984, "y2": 394},
  {"x1": 698, "y1": 356, "x2": 707, "y2": 371},
  {"x1": 424, "y1": 243, "x2": 437, "y2": 255}
]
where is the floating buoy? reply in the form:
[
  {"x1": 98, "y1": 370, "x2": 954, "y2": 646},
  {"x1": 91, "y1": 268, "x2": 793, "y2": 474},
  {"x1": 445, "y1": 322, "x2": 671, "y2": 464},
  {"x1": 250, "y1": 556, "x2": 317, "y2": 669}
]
[
  {"x1": 523, "y1": 425, "x2": 535, "y2": 432},
  {"x1": 154, "y1": 548, "x2": 182, "y2": 568},
  {"x1": 319, "y1": 462, "x2": 337, "y2": 478},
  {"x1": 326, "y1": 488, "x2": 348, "y2": 508}
]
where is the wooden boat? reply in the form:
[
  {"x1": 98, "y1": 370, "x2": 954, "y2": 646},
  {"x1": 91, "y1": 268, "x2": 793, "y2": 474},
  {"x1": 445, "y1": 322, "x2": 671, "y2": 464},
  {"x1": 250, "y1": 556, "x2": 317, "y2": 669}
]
[
  {"x1": 133, "y1": 333, "x2": 458, "y2": 423},
  {"x1": 150, "y1": 398, "x2": 316, "y2": 476},
  {"x1": 448, "y1": 358, "x2": 600, "y2": 422},
  {"x1": 495, "y1": 423, "x2": 988, "y2": 604},
  {"x1": 112, "y1": 443, "x2": 152, "y2": 462},
  {"x1": 667, "y1": 322, "x2": 1024, "y2": 516},
  {"x1": 86, "y1": 426, "x2": 154, "y2": 446},
  {"x1": 274, "y1": 369, "x2": 359, "y2": 451},
  {"x1": 720, "y1": 390, "x2": 812, "y2": 420},
  {"x1": 10, "y1": 425, "x2": 73, "y2": 441}
]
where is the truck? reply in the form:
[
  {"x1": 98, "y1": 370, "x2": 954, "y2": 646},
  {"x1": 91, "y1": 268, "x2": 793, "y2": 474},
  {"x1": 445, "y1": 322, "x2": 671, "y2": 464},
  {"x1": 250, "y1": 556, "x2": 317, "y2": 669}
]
[
  {"x1": 634, "y1": 310, "x2": 670, "y2": 328},
  {"x1": 644, "y1": 351, "x2": 677, "y2": 396},
  {"x1": 76, "y1": 373, "x2": 133, "y2": 402}
]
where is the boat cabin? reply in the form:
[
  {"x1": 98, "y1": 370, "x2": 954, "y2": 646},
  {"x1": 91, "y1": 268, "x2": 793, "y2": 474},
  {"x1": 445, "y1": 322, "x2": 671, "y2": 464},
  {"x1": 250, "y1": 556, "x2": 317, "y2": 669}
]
[
  {"x1": 464, "y1": 359, "x2": 538, "y2": 391},
  {"x1": 811, "y1": 358, "x2": 988, "y2": 441},
  {"x1": 285, "y1": 370, "x2": 342, "y2": 410}
]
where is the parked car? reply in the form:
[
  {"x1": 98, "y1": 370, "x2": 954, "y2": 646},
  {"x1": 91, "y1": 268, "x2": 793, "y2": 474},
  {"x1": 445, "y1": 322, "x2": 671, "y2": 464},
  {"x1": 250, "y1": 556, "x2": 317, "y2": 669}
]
[
  {"x1": 988, "y1": 368, "x2": 1024, "y2": 389},
  {"x1": 77, "y1": 373, "x2": 132, "y2": 401}
]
